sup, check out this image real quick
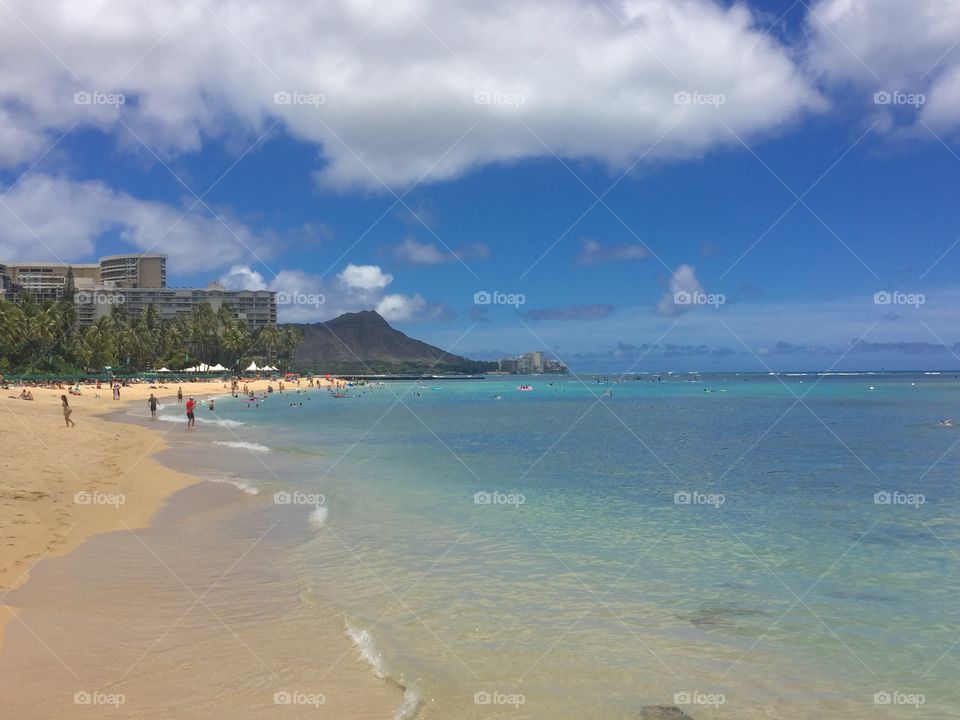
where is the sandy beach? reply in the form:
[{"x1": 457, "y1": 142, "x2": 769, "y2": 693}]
[
  {"x1": 0, "y1": 376, "x2": 402, "y2": 718},
  {"x1": 0, "y1": 379, "x2": 271, "y2": 604}
]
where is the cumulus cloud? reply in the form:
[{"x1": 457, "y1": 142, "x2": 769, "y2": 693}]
[
  {"x1": 0, "y1": 0, "x2": 822, "y2": 189},
  {"x1": 219, "y1": 265, "x2": 268, "y2": 290},
  {"x1": 0, "y1": 174, "x2": 270, "y2": 270},
  {"x1": 655, "y1": 263, "x2": 705, "y2": 316},
  {"x1": 338, "y1": 264, "x2": 393, "y2": 291},
  {"x1": 805, "y1": 0, "x2": 960, "y2": 133},
  {"x1": 576, "y1": 238, "x2": 649, "y2": 265},
  {"x1": 392, "y1": 237, "x2": 490, "y2": 265},
  {"x1": 376, "y1": 293, "x2": 427, "y2": 322}
]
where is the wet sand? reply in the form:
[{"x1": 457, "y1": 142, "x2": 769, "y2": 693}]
[{"x1": 0, "y1": 378, "x2": 401, "y2": 718}]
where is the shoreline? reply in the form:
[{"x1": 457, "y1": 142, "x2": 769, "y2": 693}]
[
  {"x1": 0, "y1": 376, "x2": 403, "y2": 719},
  {"x1": 0, "y1": 376, "x2": 322, "y2": 605}
]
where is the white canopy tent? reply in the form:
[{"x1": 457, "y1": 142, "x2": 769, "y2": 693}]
[
  {"x1": 209, "y1": 363, "x2": 227, "y2": 372},
  {"x1": 156, "y1": 367, "x2": 171, "y2": 373},
  {"x1": 245, "y1": 362, "x2": 259, "y2": 372}
]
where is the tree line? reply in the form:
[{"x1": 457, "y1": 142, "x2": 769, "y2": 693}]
[{"x1": 0, "y1": 297, "x2": 302, "y2": 375}]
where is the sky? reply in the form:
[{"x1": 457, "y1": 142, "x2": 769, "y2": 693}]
[{"x1": 1, "y1": 0, "x2": 960, "y2": 372}]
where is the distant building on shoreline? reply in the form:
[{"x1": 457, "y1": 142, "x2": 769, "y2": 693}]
[
  {"x1": 0, "y1": 255, "x2": 275, "y2": 327},
  {"x1": 497, "y1": 351, "x2": 568, "y2": 374}
]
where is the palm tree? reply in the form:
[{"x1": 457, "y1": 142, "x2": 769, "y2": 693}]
[
  {"x1": 257, "y1": 324, "x2": 282, "y2": 365},
  {"x1": 82, "y1": 317, "x2": 116, "y2": 370}
]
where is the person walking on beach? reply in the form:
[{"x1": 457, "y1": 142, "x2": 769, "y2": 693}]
[
  {"x1": 177, "y1": 386, "x2": 183, "y2": 403},
  {"x1": 148, "y1": 393, "x2": 158, "y2": 419},
  {"x1": 112, "y1": 383, "x2": 120, "y2": 401},
  {"x1": 185, "y1": 396, "x2": 196, "y2": 429},
  {"x1": 61, "y1": 395, "x2": 75, "y2": 428}
]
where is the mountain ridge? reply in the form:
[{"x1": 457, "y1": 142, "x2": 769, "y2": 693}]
[{"x1": 290, "y1": 310, "x2": 494, "y2": 374}]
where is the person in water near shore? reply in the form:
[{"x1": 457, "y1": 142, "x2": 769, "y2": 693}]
[
  {"x1": 61, "y1": 395, "x2": 75, "y2": 428},
  {"x1": 185, "y1": 396, "x2": 196, "y2": 429},
  {"x1": 177, "y1": 386, "x2": 183, "y2": 403},
  {"x1": 208, "y1": 398, "x2": 215, "y2": 411},
  {"x1": 148, "y1": 393, "x2": 158, "y2": 419}
]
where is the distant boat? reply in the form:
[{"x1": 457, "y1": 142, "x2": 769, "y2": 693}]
[
  {"x1": 517, "y1": 384, "x2": 533, "y2": 392},
  {"x1": 333, "y1": 392, "x2": 347, "y2": 398}
]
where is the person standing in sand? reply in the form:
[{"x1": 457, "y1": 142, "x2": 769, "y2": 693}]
[
  {"x1": 177, "y1": 386, "x2": 183, "y2": 403},
  {"x1": 112, "y1": 383, "x2": 120, "y2": 400},
  {"x1": 185, "y1": 396, "x2": 196, "y2": 429},
  {"x1": 148, "y1": 393, "x2": 158, "y2": 419},
  {"x1": 60, "y1": 395, "x2": 75, "y2": 428}
]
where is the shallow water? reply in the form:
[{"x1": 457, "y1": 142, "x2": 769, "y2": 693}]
[{"x1": 144, "y1": 373, "x2": 960, "y2": 718}]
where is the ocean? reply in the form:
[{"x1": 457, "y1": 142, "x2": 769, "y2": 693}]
[{"x1": 150, "y1": 372, "x2": 960, "y2": 719}]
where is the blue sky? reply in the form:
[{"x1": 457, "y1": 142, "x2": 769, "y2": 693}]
[{"x1": 2, "y1": 0, "x2": 960, "y2": 371}]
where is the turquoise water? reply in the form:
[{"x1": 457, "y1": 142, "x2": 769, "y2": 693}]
[{"x1": 161, "y1": 374, "x2": 960, "y2": 718}]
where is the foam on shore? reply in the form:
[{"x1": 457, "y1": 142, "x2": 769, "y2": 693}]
[{"x1": 346, "y1": 622, "x2": 421, "y2": 720}]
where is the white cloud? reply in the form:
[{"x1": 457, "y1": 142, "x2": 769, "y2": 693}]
[
  {"x1": 577, "y1": 238, "x2": 649, "y2": 265},
  {"x1": 0, "y1": 0, "x2": 823, "y2": 188},
  {"x1": 338, "y1": 263, "x2": 393, "y2": 291},
  {"x1": 0, "y1": 174, "x2": 270, "y2": 270},
  {"x1": 376, "y1": 293, "x2": 427, "y2": 322},
  {"x1": 655, "y1": 263, "x2": 705, "y2": 316},
  {"x1": 219, "y1": 264, "x2": 267, "y2": 290},
  {"x1": 393, "y1": 237, "x2": 490, "y2": 264},
  {"x1": 806, "y1": 0, "x2": 960, "y2": 132}
]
